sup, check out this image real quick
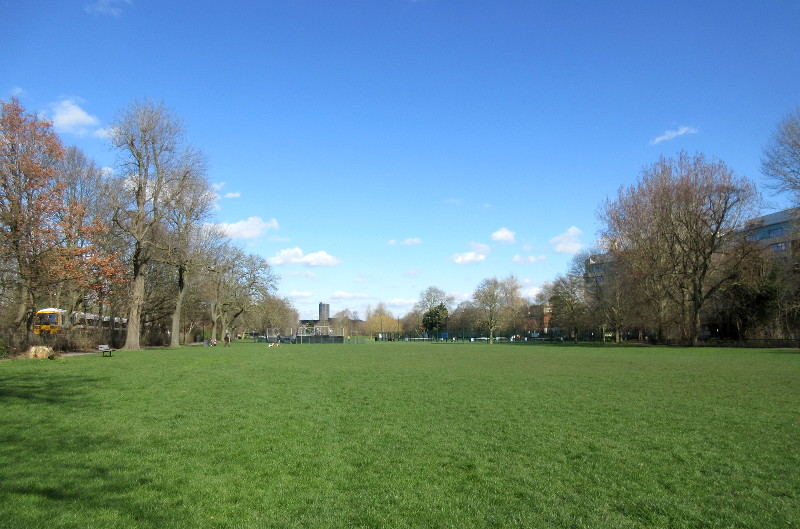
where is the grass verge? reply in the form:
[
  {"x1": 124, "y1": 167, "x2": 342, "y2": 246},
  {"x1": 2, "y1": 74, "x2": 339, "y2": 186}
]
[{"x1": 1, "y1": 342, "x2": 798, "y2": 528}]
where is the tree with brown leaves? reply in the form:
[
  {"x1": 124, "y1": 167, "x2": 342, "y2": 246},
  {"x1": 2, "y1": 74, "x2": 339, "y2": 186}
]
[{"x1": 0, "y1": 98, "x2": 65, "y2": 349}]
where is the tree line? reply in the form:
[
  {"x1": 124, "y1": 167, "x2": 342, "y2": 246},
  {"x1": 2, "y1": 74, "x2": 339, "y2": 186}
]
[
  {"x1": 0, "y1": 98, "x2": 297, "y2": 354},
  {"x1": 538, "y1": 107, "x2": 800, "y2": 346},
  {"x1": 358, "y1": 108, "x2": 800, "y2": 346},
  {"x1": 3, "y1": 96, "x2": 797, "y2": 352},
  {"x1": 356, "y1": 280, "x2": 531, "y2": 343}
]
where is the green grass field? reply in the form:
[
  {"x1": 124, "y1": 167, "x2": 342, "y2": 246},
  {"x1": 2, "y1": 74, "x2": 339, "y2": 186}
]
[{"x1": 1, "y1": 342, "x2": 798, "y2": 528}]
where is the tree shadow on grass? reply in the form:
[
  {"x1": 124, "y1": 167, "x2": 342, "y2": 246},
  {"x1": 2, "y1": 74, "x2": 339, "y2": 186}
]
[
  {"x1": 0, "y1": 372, "x2": 103, "y2": 405},
  {"x1": 764, "y1": 348, "x2": 800, "y2": 355},
  {"x1": 0, "y1": 372, "x2": 198, "y2": 528}
]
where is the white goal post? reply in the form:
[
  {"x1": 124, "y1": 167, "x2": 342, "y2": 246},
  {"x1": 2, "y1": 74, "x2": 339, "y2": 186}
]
[{"x1": 296, "y1": 325, "x2": 334, "y2": 337}]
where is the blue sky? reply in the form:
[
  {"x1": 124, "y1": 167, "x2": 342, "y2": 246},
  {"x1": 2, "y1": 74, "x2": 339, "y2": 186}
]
[{"x1": 3, "y1": 0, "x2": 799, "y2": 319}]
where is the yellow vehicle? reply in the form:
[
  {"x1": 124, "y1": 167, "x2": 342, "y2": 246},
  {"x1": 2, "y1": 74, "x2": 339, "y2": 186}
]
[{"x1": 33, "y1": 308, "x2": 68, "y2": 335}]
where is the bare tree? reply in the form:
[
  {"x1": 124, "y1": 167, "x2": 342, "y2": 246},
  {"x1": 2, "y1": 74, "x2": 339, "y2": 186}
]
[
  {"x1": 584, "y1": 252, "x2": 627, "y2": 343},
  {"x1": 332, "y1": 309, "x2": 356, "y2": 338},
  {"x1": 400, "y1": 310, "x2": 423, "y2": 338},
  {"x1": 203, "y1": 244, "x2": 277, "y2": 341},
  {"x1": 545, "y1": 273, "x2": 587, "y2": 342},
  {"x1": 449, "y1": 300, "x2": 479, "y2": 339},
  {"x1": 225, "y1": 252, "x2": 277, "y2": 336},
  {"x1": 413, "y1": 286, "x2": 455, "y2": 314},
  {"x1": 710, "y1": 247, "x2": 783, "y2": 340},
  {"x1": 407, "y1": 286, "x2": 455, "y2": 338},
  {"x1": 108, "y1": 100, "x2": 203, "y2": 350},
  {"x1": 161, "y1": 171, "x2": 214, "y2": 347},
  {"x1": 762, "y1": 107, "x2": 800, "y2": 206},
  {"x1": 472, "y1": 274, "x2": 521, "y2": 343},
  {"x1": 599, "y1": 152, "x2": 760, "y2": 344},
  {"x1": 246, "y1": 294, "x2": 297, "y2": 338}
]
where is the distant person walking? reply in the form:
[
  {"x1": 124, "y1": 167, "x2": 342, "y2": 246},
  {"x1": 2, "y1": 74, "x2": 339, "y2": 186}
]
[{"x1": 224, "y1": 333, "x2": 230, "y2": 347}]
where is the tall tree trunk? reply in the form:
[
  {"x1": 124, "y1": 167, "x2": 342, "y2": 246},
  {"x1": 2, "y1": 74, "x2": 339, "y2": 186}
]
[
  {"x1": 124, "y1": 270, "x2": 145, "y2": 350},
  {"x1": 12, "y1": 282, "x2": 32, "y2": 351},
  {"x1": 210, "y1": 302, "x2": 220, "y2": 341},
  {"x1": 170, "y1": 290, "x2": 184, "y2": 347},
  {"x1": 170, "y1": 265, "x2": 186, "y2": 347},
  {"x1": 690, "y1": 297, "x2": 703, "y2": 347}
]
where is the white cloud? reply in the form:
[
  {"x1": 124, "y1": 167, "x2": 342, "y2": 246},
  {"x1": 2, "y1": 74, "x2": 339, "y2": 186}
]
[
  {"x1": 218, "y1": 217, "x2": 278, "y2": 240},
  {"x1": 290, "y1": 291, "x2": 312, "y2": 298},
  {"x1": 389, "y1": 237, "x2": 422, "y2": 245},
  {"x1": 331, "y1": 291, "x2": 369, "y2": 300},
  {"x1": 50, "y1": 98, "x2": 100, "y2": 136},
  {"x1": 93, "y1": 127, "x2": 114, "y2": 139},
  {"x1": 549, "y1": 226, "x2": 583, "y2": 254},
  {"x1": 303, "y1": 250, "x2": 341, "y2": 266},
  {"x1": 11, "y1": 87, "x2": 25, "y2": 97},
  {"x1": 269, "y1": 247, "x2": 340, "y2": 267},
  {"x1": 491, "y1": 227, "x2": 516, "y2": 244},
  {"x1": 224, "y1": 191, "x2": 241, "y2": 199},
  {"x1": 85, "y1": 0, "x2": 132, "y2": 16},
  {"x1": 208, "y1": 182, "x2": 225, "y2": 205},
  {"x1": 269, "y1": 248, "x2": 303, "y2": 265},
  {"x1": 451, "y1": 242, "x2": 491, "y2": 265},
  {"x1": 513, "y1": 254, "x2": 547, "y2": 264},
  {"x1": 521, "y1": 286, "x2": 542, "y2": 299},
  {"x1": 268, "y1": 248, "x2": 304, "y2": 265},
  {"x1": 520, "y1": 278, "x2": 543, "y2": 300},
  {"x1": 649, "y1": 125, "x2": 698, "y2": 145}
]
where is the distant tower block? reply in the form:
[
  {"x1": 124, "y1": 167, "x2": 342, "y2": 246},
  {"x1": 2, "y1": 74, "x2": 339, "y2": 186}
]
[{"x1": 319, "y1": 302, "x2": 330, "y2": 323}]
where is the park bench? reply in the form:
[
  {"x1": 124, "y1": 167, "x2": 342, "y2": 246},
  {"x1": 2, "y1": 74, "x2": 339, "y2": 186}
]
[{"x1": 98, "y1": 344, "x2": 114, "y2": 357}]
